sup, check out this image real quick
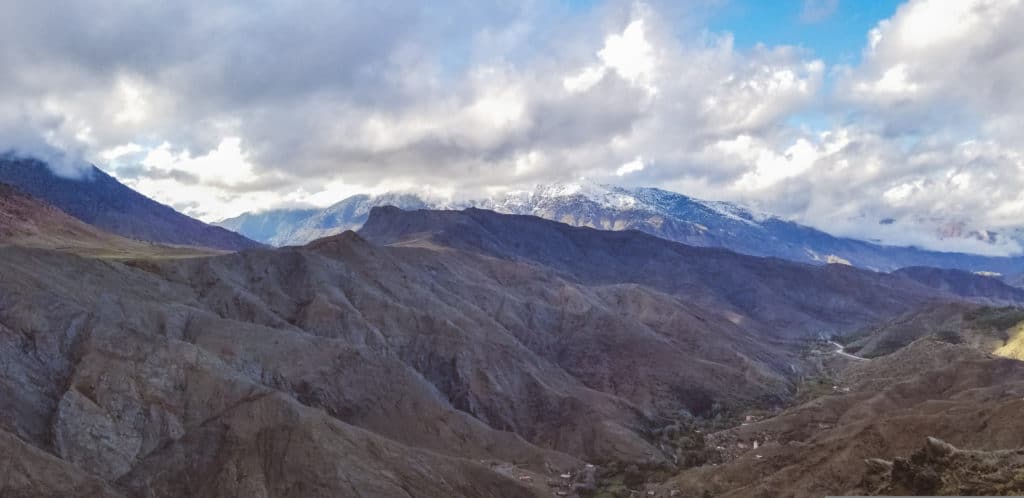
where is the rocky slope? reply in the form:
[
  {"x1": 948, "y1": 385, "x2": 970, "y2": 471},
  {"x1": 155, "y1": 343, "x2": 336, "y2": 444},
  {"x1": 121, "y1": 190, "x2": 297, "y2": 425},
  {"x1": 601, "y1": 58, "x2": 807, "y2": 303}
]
[
  {"x1": 844, "y1": 302, "x2": 1024, "y2": 359},
  {"x1": 3, "y1": 207, "x2": 1023, "y2": 496},
  {"x1": 0, "y1": 245, "x2": 568, "y2": 497},
  {"x1": 0, "y1": 156, "x2": 259, "y2": 251},
  {"x1": 893, "y1": 266, "x2": 1024, "y2": 303},
  {"x1": 360, "y1": 206, "x2": 1023, "y2": 338},
  {"x1": 654, "y1": 338, "x2": 1024, "y2": 497},
  {"x1": 0, "y1": 183, "x2": 223, "y2": 259},
  {"x1": 861, "y1": 437, "x2": 1024, "y2": 496}
]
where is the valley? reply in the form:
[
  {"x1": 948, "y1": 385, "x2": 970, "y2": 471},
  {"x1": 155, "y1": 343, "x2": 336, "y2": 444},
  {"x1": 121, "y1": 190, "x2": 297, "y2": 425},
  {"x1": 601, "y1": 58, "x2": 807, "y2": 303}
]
[
  {"x1": 2, "y1": 188, "x2": 1024, "y2": 496},
  {"x1": 5, "y1": 1, "x2": 1024, "y2": 496}
]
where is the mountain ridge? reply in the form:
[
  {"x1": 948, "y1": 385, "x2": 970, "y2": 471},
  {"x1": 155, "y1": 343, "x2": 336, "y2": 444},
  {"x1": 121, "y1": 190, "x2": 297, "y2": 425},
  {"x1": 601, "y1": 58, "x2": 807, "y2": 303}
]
[
  {"x1": 219, "y1": 182, "x2": 1024, "y2": 279},
  {"x1": 0, "y1": 182, "x2": 224, "y2": 259},
  {"x1": 0, "y1": 156, "x2": 260, "y2": 251}
]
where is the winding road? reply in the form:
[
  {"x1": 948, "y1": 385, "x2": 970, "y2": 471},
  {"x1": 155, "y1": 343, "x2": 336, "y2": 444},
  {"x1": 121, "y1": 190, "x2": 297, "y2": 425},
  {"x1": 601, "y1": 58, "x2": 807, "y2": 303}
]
[{"x1": 829, "y1": 340, "x2": 869, "y2": 361}]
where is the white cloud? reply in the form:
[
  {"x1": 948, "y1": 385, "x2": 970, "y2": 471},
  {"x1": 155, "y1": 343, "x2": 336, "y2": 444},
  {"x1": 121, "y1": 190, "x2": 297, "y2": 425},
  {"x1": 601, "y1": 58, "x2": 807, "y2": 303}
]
[
  {"x1": 563, "y1": 66, "x2": 605, "y2": 93},
  {"x1": 728, "y1": 136, "x2": 820, "y2": 190},
  {"x1": 817, "y1": 0, "x2": 1024, "y2": 252},
  {"x1": 563, "y1": 18, "x2": 657, "y2": 94},
  {"x1": 1, "y1": 0, "x2": 1023, "y2": 256},
  {"x1": 0, "y1": 1, "x2": 826, "y2": 221},
  {"x1": 857, "y1": 63, "x2": 918, "y2": 95},
  {"x1": 100, "y1": 143, "x2": 143, "y2": 161},
  {"x1": 599, "y1": 19, "x2": 657, "y2": 92},
  {"x1": 616, "y1": 156, "x2": 645, "y2": 176},
  {"x1": 840, "y1": 0, "x2": 1024, "y2": 127}
]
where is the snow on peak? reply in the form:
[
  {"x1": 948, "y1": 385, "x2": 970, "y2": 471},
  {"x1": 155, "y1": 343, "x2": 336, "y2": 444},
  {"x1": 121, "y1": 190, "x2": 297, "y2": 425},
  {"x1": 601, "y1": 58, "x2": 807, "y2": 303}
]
[
  {"x1": 529, "y1": 181, "x2": 643, "y2": 210},
  {"x1": 700, "y1": 200, "x2": 760, "y2": 225},
  {"x1": 342, "y1": 181, "x2": 774, "y2": 231}
]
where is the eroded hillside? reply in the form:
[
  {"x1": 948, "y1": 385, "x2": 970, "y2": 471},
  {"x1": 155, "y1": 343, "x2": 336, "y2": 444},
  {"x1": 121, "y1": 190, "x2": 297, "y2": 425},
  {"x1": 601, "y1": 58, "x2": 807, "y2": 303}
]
[{"x1": 1, "y1": 207, "x2": 1022, "y2": 497}]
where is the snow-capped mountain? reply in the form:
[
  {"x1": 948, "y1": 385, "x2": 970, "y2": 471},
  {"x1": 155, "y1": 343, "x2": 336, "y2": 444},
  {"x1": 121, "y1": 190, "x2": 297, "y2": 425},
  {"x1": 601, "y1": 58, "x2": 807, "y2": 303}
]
[
  {"x1": 218, "y1": 193, "x2": 428, "y2": 247},
  {"x1": 217, "y1": 182, "x2": 1024, "y2": 278}
]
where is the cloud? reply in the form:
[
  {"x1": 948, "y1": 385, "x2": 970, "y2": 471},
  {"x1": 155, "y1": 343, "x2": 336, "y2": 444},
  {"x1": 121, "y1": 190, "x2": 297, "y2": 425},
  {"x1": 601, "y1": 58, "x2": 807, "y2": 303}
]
[
  {"x1": 0, "y1": 114, "x2": 92, "y2": 179},
  {"x1": 616, "y1": 156, "x2": 645, "y2": 176},
  {"x1": 706, "y1": 125, "x2": 1024, "y2": 255},
  {"x1": 800, "y1": 0, "x2": 840, "y2": 23},
  {"x1": 0, "y1": 0, "x2": 1022, "y2": 255},
  {"x1": 0, "y1": 1, "x2": 821, "y2": 208},
  {"x1": 564, "y1": 18, "x2": 657, "y2": 94},
  {"x1": 815, "y1": 0, "x2": 1024, "y2": 252},
  {"x1": 837, "y1": 0, "x2": 1024, "y2": 136}
]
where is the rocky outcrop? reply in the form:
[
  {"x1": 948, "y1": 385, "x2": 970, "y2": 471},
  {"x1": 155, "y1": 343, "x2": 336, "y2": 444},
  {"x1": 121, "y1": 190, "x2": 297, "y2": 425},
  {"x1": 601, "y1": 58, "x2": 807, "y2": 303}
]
[{"x1": 862, "y1": 437, "x2": 1024, "y2": 496}]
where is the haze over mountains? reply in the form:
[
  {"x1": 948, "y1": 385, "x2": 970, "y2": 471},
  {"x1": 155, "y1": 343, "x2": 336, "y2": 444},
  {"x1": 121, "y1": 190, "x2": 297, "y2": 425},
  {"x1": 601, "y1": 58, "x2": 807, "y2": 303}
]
[{"x1": 220, "y1": 182, "x2": 1024, "y2": 280}]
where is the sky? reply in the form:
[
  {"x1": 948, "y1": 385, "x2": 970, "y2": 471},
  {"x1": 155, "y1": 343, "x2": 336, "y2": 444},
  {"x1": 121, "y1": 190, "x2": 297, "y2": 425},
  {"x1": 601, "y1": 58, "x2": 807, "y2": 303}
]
[{"x1": 1, "y1": 0, "x2": 1023, "y2": 255}]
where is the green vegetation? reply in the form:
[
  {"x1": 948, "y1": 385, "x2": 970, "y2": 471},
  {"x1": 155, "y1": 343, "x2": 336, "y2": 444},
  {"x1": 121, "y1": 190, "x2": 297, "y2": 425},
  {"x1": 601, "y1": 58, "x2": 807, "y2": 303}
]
[
  {"x1": 933, "y1": 328, "x2": 964, "y2": 344},
  {"x1": 795, "y1": 376, "x2": 839, "y2": 404},
  {"x1": 587, "y1": 474, "x2": 626, "y2": 498},
  {"x1": 964, "y1": 306, "x2": 1024, "y2": 332},
  {"x1": 835, "y1": 325, "x2": 874, "y2": 346}
]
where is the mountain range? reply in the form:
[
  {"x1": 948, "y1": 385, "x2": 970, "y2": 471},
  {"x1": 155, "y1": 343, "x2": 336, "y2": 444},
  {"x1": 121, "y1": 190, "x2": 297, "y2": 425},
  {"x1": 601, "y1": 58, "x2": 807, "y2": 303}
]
[
  {"x1": 218, "y1": 182, "x2": 1024, "y2": 280},
  {"x1": 4, "y1": 157, "x2": 1024, "y2": 496},
  {"x1": 4, "y1": 199, "x2": 1023, "y2": 496},
  {"x1": 0, "y1": 155, "x2": 260, "y2": 251}
]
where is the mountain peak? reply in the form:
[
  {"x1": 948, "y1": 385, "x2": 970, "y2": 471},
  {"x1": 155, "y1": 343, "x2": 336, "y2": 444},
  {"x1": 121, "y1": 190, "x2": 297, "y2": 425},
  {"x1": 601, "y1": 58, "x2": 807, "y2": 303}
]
[
  {"x1": 531, "y1": 180, "x2": 608, "y2": 198},
  {"x1": 304, "y1": 229, "x2": 376, "y2": 259},
  {"x1": 527, "y1": 181, "x2": 643, "y2": 210}
]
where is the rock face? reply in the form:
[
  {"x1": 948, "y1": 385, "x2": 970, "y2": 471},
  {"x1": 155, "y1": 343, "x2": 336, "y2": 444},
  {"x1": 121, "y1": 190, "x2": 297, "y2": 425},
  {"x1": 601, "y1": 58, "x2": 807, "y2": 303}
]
[
  {"x1": 0, "y1": 245, "x2": 562, "y2": 497},
  {"x1": 1, "y1": 207, "x2": 1023, "y2": 496},
  {"x1": 0, "y1": 156, "x2": 259, "y2": 251}
]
